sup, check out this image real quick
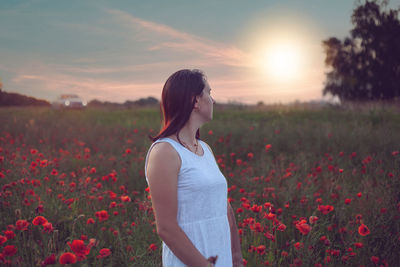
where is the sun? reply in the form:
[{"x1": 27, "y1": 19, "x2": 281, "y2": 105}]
[{"x1": 260, "y1": 40, "x2": 305, "y2": 82}]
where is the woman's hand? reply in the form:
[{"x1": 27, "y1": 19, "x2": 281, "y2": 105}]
[{"x1": 206, "y1": 255, "x2": 218, "y2": 266}]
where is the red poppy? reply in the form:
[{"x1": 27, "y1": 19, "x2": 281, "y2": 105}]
[
  {"x1": 256, "y1": 245, "x2": 266, "y2": 255},
  {"x1": 42, "y1": 254, "x2": 56, "y2": 265},
  {"x1": 121, "y1": 196, "x2": 131, "y2": 202},
  {"x1": 354, "y1": 242, "x2": 363, "y2": 248},
  {"x1": 358, "y1": 224, "x2": 370, "y2": 236},
  {"x1": 250, "y1": 204, "x2": 262, "y2": 213},
  {"x1": 3, "y1": 231, "x2": 15, "y2": 240},
  {"x1": 0, "y1": 235, "x2": 7, "y2": 245},
  {"x1": 371, "y1": 256, "x2": 379, "y2": 264},
  {"x1": 87, "y1": 218, "x2": 95, "y2": 224},
  {"x1": 265, "y1": 144, "x2": 271, "y2": 151},
  {"x1": 59, "y1": 252, "x2": 77, "y2": 264},
  {"x1": 344, "y1": 198, "x2": 352, "y2": 205},
  {"x1": 67, "y1": 240, "x2": 90, "y2": 259},
  {"x1": 318, "y1": 205, "x2": 334, "y2": 215},
  {"x1": 15, "y1": 219, "x2": 30, "y2": 231},
  {"x1": 296, "y1": 220, "x2": 312, "y2": 235},
  {"x1": 43, "y1": 222, "x2": 53, "y2": 233},
  {"x1": 97, "y1": 248, "x2": 111, "y2": 259},
  {"x1": 264, "y1": 213, "x2": 276, "y2": 220},
  {"x1": 277, "y1": 223, "x2": 287, "y2": 231},
  {"x1": 294, "y1": 242, "x2": 303, "y2": 250},
  {"x1": 32, "y1": 216, "x2": 48, "y2": 226},
  {"x1": 264, "y1": 231, "x2": 275, "y2": 242},
  {"x1": 148, "y1": 243, "x2": 157, "y2": 251},
  {"x1": 2, "y1": 245, "x2": 17, "y2": 257},
  {"x1": 95, "y1": 210, "x2": 109, "y2": 222},
  {"x1": 309, "y1": 216, "x2": 319, "y2": 224}
]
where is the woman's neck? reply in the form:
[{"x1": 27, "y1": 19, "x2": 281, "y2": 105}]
[{"x1": 176, "y1": 124, "x2": 198, "y2": 145}]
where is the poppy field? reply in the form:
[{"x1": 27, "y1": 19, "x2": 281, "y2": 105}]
[{"x1": 0, "y1": 106, "x2": 399, "y2": 266}]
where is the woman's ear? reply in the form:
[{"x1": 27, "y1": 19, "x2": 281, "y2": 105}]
[{"x1": 193, "y1": 96, "x2": 200, "y2": 110}]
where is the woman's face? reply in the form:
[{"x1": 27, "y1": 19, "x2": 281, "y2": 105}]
[{"x1": 196, "y1": 80, "x2": 215, "y2": 122}]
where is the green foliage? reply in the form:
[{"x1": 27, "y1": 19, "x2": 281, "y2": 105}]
[{"x1": 323, "y1": 0, "x2": 400, "y2": 101}]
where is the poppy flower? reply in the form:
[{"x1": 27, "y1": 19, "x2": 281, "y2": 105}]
[
  {"x1": 121, "y1": 196, "x2": 131, "y2": 202},
  {"x1": 15, "y1": 219, "x2": 30, "y2": 231},
  {"x1": 309, "y1": 216, "x2": 319, "y2": 224},
  {"x1": 97, "y1": 248, "x2": 111, "y2": 259},
  {"x1": 87, "y1": 218, "x2": 95, "y2": 224},
  {"x1": 264, "y1": 213, "x2": 276, "y2": 220},
  {"x1": 294, "y1": 242, "x2": 303, "y2": 250},
  {"x1": 250, "y1": 204, "x2": 262, "y2": 213},
  {"x1": 2, "y1": 245, "x2": 17, "y2": 257},
  {"x1": 296, "y1": 220, "x2": 312, "y2": 235},
  {"x1": 148, "y1": 243, "x2": 157, "y2": 251},
  {"x1": 67, "y1": 240, "x2": 90, "y2": 259},
  {"x1": 277, "y1": 223, "x2": 287, "y2": 231},
  {"x1": 3, "y1": 231, "x2": 15, "y2": 240},
  {"x1": 264, "y1": 231, "x2": 275, "y2": 241},
  {"x1": 32, "y1": 216, "x2": 48, "y2": 226},
  {"x1": 354, "y1": 242, "x2": 363, "y2": 248},
  {"x1": 358, "y1": 224, "x2": 370, "y2": 236},
  {"x1": 0, "y1": 235, "x2": 7, "y2": 245},
  {"x1": 43, "y1": 222, "x2": 53, "y2": 233},
  {"x1": 256, "y1": 245, "x2": 266, "y2": 255},
  {"x1": 95, "y1": 210, "x2": 109, "y2": 222},
  {"x1": 371, "y1": 256, "x2": 379, "y2": 264},
  {"x1": 59, "y1": 252, "x2": 77, "y2": 264},
  {"x1": 318, "y1": 205, "x2": 334, "y2": 215},
  {"x1": 42, "y1": 254, "x2": 56, "y2": 265}
]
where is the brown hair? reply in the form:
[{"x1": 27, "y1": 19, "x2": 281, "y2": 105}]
[{"x1": 152, "y1": 69, "x2": 206, "y2": 143}]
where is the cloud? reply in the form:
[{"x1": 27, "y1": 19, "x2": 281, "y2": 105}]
[{"x1": 105, "y1": 9, "x2": 252, "y2": 68}]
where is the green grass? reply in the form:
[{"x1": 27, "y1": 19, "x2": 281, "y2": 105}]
[{"x1": 0, "y1": 105, "x2": 399, "y2": 266}]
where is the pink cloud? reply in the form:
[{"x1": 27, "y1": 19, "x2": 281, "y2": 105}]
[{"x1": 106, "y1": 9, "x2": 251, "y2": 67}]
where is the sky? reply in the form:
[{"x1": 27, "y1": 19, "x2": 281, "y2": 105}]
[{"x1": 1, "y1": 0, "x2": 399, "y2": 104}]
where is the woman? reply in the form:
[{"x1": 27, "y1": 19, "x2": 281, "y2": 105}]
[{"x1": 145, "y1": 69, "x2": 243, "y2": 267}]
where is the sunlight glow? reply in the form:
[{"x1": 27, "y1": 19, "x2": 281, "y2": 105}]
[
  {"x1": 239, "y1": 10, "x2": 323, "y2": 91},
  {"x1": 261, "y1": 41, "x2": 304, "y2": 82}
]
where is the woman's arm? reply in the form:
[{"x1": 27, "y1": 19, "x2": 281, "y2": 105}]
[
  {"x1": 146, "y1": 142, "x2": 212, "y2": 267},
  {"x1": 227, "y1": 202, "x2": 244, "y2": 267}
]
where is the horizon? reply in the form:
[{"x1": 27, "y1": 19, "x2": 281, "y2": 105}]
[{"x1": 1, "y1": 0, "x2": 399, "y2": 105}]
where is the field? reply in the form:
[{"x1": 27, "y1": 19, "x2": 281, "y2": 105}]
[{"x1": 0, "y1": 106, "x2": 399, "y2": 266}]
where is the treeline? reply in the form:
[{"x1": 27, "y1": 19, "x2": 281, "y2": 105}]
[
  {"x1": 0, "y1": 89, "x2": 159, "y2": 108},
  {"x1": 0, "y1": 90, "x2": 50, "y2": 106},
  {"x1": 88, "y1": 97, "x2": 159, "y2": 108}
]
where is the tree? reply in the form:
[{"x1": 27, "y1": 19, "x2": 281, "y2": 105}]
[{"x1": 323, "y1": 0, "x2": 400, "y2": 102}]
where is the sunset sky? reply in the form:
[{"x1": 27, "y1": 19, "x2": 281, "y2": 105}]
[{"x1": 1, "y1": 0, "x2": 398, "y2": 104}]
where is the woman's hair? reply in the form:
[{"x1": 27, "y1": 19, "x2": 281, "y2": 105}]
[{"x1": 152, "y1": 69, "x2": 206, "y2": 142}]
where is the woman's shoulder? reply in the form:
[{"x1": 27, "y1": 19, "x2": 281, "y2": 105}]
[{"x1": 149, "y1": 139, "x2": 178, "y2": 157}]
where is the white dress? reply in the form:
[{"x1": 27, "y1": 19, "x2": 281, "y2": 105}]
[{"x1": 145, "y1": 137, "x2": 232, "y2": 267}]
